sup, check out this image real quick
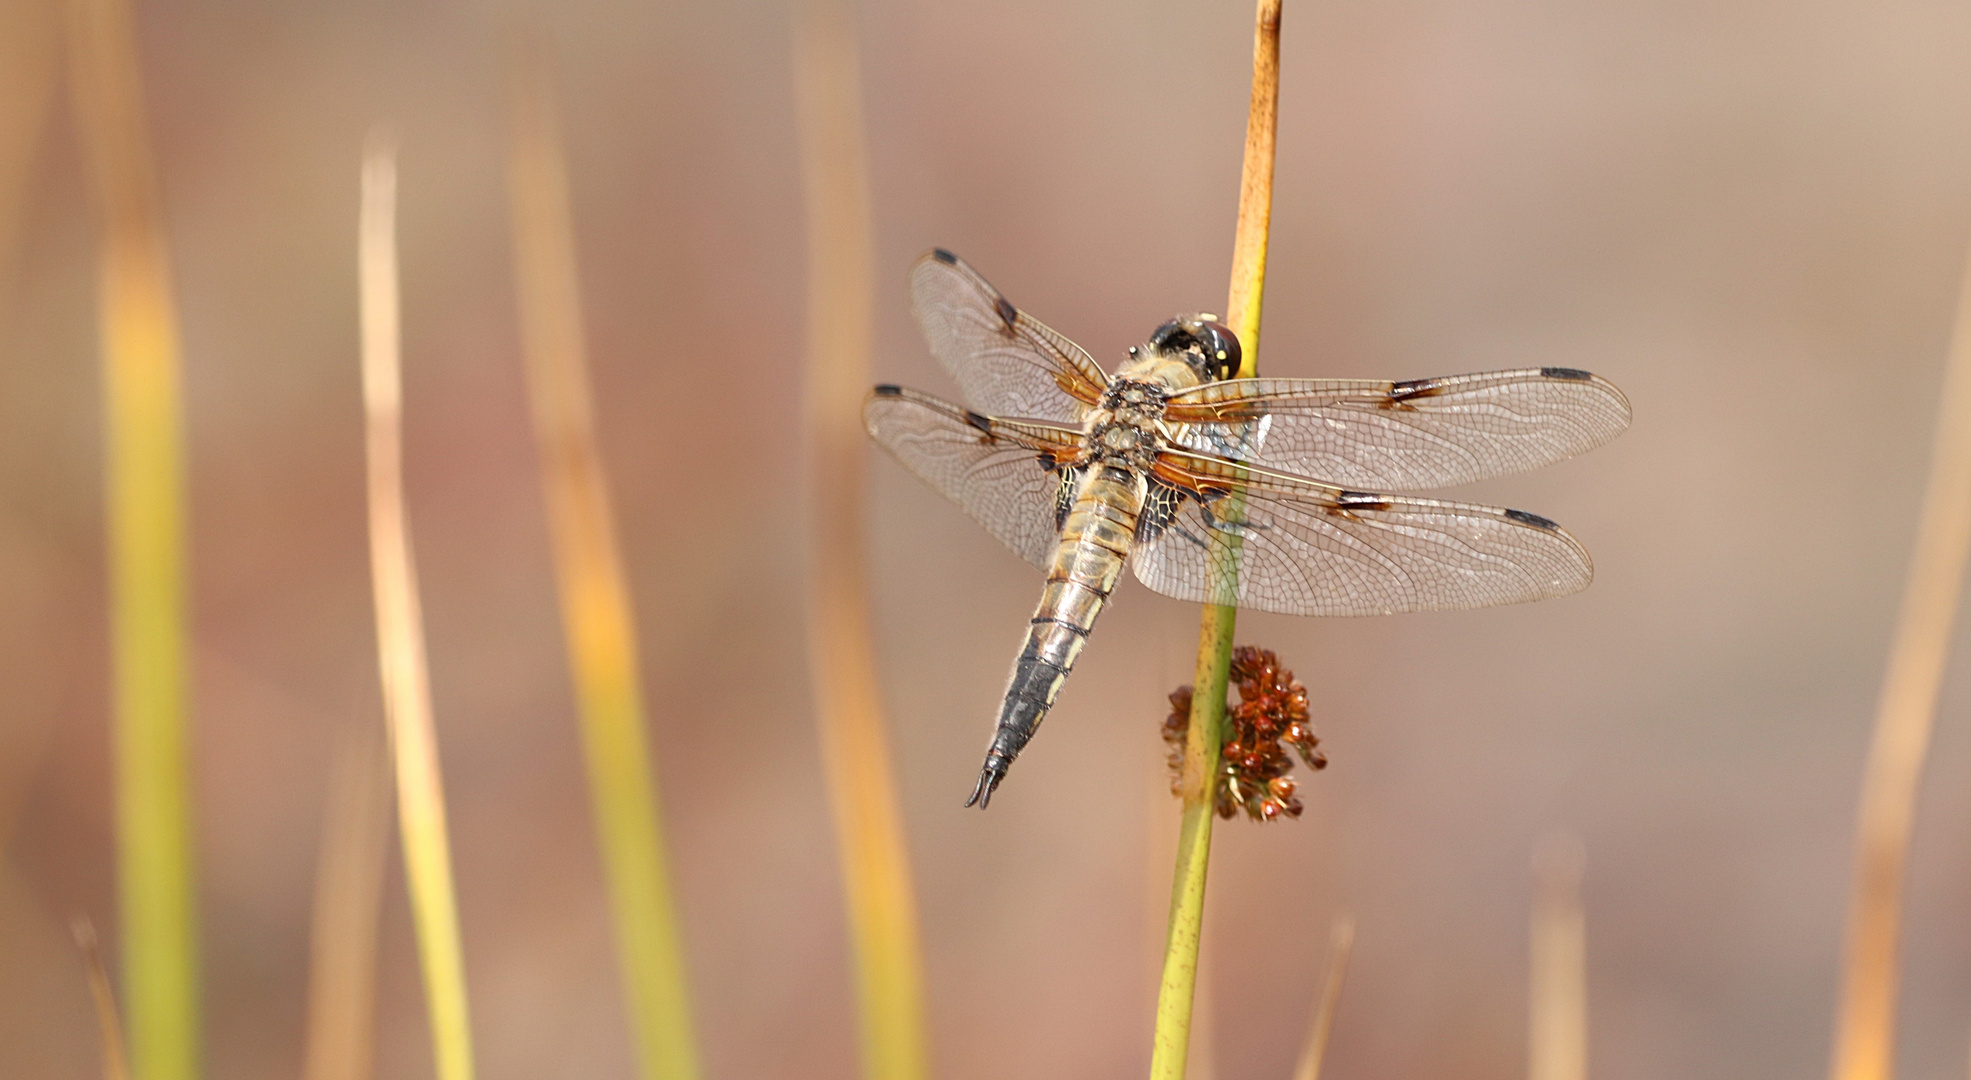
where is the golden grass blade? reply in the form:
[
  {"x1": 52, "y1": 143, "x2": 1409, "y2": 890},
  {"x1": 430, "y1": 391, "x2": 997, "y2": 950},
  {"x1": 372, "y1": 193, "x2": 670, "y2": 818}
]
[
  {"x1": 503, "y1": 37, "x2": 702, "y2": 1080},
  {"x1": 1834, "y1": 245, "x2": 1971, "y2": 1080},
  {"x1": 65, "y1": 0, "x2": 199, "y2": 1075},
  {"x1": 359, "y1": 135, "x2": 476, "y2": 1080},
  {"x1": 1151, "y1": 4, "x2": 1282, "y2": 1079},
  {"x1": 1290, "y1": 915, "x2": 1354, "y2": 1080},
  {"x1": 72, "y1": 916, "x2": 132, "y2": 1080},
  {"x1": 1829, "y1": 241, "x2": 1971, "y2": 1080},
  {"x1": 1529, "y1": 837, "x2": 1585, "y2": 1080},
  {"x1": 302, "y1": 724, "x2": 391, "y2": 1080},
  {"x1": 794, "y1": 5, "x2": 931, "y2": 1079}
]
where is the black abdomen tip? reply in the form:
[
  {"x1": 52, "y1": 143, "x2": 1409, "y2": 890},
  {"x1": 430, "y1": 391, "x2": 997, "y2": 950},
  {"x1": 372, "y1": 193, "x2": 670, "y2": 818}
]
[{"x1": 965, "y1": 757, "x2": 1008, "y2": 809}]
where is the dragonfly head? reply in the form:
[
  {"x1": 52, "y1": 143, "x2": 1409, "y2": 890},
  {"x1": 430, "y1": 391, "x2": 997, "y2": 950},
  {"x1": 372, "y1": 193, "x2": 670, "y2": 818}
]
[{"x1": 1147, "y1": 315, "x2": 1242, "y2": 383}]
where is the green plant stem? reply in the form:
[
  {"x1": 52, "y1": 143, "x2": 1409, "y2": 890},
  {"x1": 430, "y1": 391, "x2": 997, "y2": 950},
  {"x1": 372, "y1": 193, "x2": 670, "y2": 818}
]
[
  {"x1": 66, "y1": 0, "x2": 200, "y2": 1075},
  {"x1": 1149, "y1": 3, "x2": 1281, "y2": 1078},
  {"x1": 1150, "y1": 604, "x2": 1235, "y2": 1079}
]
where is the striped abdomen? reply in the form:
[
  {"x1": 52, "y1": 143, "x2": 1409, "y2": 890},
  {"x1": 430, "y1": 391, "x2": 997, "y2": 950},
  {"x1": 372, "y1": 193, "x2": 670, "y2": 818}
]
[{"x1": 967, "y1": 463, "x2": 1147, "y2": 807}]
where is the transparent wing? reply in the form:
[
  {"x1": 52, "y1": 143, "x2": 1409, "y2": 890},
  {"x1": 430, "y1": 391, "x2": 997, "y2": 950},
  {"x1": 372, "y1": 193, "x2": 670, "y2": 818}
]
[
  {"x1": 909, "y1": 249, "x2": 1109, "y2": 425},
  {"x1": 1132, "y1": 449, "x2": 1593, "y2": 616},
  {"x1": 1161, "y1": 367, "x2": 1630, "y2": 490},
  {"x1": 864, "y1": 385, "x2": 1085, "y2": 569}
]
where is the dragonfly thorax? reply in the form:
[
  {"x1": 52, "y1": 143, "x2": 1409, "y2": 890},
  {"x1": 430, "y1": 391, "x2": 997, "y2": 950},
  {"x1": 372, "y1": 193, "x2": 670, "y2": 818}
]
[{"x1": 1084, "y1": 377, "x2": 1168, "y2": 468}]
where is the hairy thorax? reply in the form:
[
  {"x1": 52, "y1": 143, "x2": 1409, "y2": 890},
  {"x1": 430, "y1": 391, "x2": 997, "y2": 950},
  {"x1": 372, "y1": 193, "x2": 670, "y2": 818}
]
[{"x1": 1083, "y1": 355, "x2": 1203, "y2": 470}]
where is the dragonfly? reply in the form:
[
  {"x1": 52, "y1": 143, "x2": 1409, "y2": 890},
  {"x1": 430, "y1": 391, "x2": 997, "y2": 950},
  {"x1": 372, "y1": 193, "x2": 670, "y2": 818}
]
[{"x1": 865, "y1": 249, "x2": 1630, "y2": 808}]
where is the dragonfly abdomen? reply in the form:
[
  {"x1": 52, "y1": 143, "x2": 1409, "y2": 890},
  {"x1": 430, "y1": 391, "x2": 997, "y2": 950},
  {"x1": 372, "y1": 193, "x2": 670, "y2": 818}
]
[{"x1": 967, "y1": 464, "x2": 1146, "y2": 808}]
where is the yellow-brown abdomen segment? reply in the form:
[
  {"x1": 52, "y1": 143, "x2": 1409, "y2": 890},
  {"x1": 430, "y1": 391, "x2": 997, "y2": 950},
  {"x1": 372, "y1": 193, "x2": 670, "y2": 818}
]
[{"x1": 967, "y1": 464, "x2": 1147, "y2": 807}]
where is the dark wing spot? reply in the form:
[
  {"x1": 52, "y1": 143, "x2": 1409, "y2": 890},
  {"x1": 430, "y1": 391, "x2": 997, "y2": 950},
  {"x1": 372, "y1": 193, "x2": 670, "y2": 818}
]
[
  {"x1": 1505, "y1": 508, "x2": 1560, "y2": 531},
  {"x1": 873, "y1": 384, "x2": 904, "y2": 396},
  {"x1": 1389, "y1": 378, "x2": 1445, "y2": 401},
  {"x1": 1540, "y1": 366, "x2": 1593, "y2": 381},
  {"x1": 964, "y1": 411, "x2": 993, "y2": 434},
  {"x1": 993, "y1": 296, "x2": 1019, "y2": 330},
  {"x1": 1135, "y1": 478, "x2": 1187, "y2": 543},
  {"x1": 1036, "y1": 451, "x2": 1057, "y2": 471},
  {"x1": 931, "y1": 248, "x2": 959, "y2": 265},
  {"x1": 1336, "y1": 491, "x2": 1393, "y2": 511}
]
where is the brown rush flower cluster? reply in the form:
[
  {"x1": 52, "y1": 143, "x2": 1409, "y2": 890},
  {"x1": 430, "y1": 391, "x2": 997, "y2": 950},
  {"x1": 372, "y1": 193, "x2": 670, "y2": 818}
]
[{"x1": 1163, "y1": 646, "x2": 1327, "y2": 820}]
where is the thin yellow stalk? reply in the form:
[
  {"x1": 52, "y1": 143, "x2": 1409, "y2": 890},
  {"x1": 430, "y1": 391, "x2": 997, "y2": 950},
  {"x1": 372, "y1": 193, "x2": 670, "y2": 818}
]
[
  {"x1": 65, "y1": 0, "x2": 199, "y2": 1075},
  {"x1": 504, "y1": 39, "x2": 701, "y2": 1080},
  {"x1": 1150, "y1": 4, "x2": 1281, "y2": 1078},
  {"x1": 359, "y1": 136, "x2": 475, "y2": 1080},
  {"x1": 1290, "y1": 915, "x2": 1354, "y2": 1080},
  {"x1": 1829, "y1": 239, "x2": 1971, "y2": 1080},
  {"x1": 1529, "y1": 837, "x2": 1585, "y2": 1080},
  {"x1": 794, "y1": 4, "x2": 931, "y2": 1079},
  {"x1": 302, "y1": 725, "x2": 392, "y2": 1080},
  {"x1": 73, "y1": 916, "x2": 132, "y2": 1080}
]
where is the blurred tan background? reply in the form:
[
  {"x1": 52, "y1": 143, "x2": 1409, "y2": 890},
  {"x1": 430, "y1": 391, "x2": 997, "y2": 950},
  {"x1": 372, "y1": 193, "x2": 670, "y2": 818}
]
[{"x1": 6, "y1": 0, "x2": 1971, "y2": 1078}]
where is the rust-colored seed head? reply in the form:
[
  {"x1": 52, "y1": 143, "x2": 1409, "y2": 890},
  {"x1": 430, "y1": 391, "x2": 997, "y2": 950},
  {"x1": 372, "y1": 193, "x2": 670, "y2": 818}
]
[{"x1": 1161, "y1": 646, "x2": 1325, "y2": 821}]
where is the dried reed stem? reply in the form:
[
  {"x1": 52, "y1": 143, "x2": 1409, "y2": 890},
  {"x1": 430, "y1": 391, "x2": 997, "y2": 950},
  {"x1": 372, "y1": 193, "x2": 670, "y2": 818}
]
[
  {"x1": 1290, "y1": 915, "x2": 1354, "y2": 1080},
  {"x1": 359, "y1": 136, "x2": 476, "y2": 1080},
  {"x1": 504, "y1": 39, "x2": 701, "y2": 1080},
  {"x1": 65, "y1": 0, "x2": 199, "y2": 1074},
  {"x1": 794, "y1": 4, "x2": 931, "y2": 1079},
  {"x1": 1530, "y1": 837, "x2": 1585, "y2": 1080},
  {"x1": 1150, "y1": 4, "x2": 1282, "y2": 1078},
  {"x1": 301, "y1": 724, "x2": 391, "y2": 1080},
  {"x1": 73, "y1": 916, "x2": 132, "y2": 1080},
  {"x1": 1829, "y1": 241, "x2": 1971, "y2": 1080}
]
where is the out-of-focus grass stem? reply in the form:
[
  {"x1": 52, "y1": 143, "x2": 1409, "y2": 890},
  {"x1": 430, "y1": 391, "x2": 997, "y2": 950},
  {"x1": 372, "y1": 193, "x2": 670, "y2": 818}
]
[
  {"x1": 73, "y1": 917, "x2": 132, "y2": 1080},
  {"x1": 302, "y1": 725, "x2": 391, "y2": 1080},
  {"x1": 65, "y1": 0, "x2": 199, "y2": 1075},
  {"x1": 505, "y1": 37, "x2": 702, "y2": 1080},
  {"x1": 1290, "y1": 915, "x2": 1353, "y2": 1080},
  {"x1": 794, "y1": 3, "x2": 931, "y2": 1079},
  {"x1": 359, "y1": 136, "x2": 476, "y2": 1080},
  {"x1": 1829, "y1": 239, "x2": 1971, "y2": 1080},
  {"x1": 1529, "y1": 837, "x2": 1585, "y2": 1080},
  {"x1": 1150, "y1": 3, "x2": 1281, "y2": 1079}
]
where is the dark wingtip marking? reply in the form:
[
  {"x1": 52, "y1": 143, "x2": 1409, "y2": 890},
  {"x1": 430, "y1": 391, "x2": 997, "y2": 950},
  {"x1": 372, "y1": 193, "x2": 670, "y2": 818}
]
[
  {"x1": 964, "y1": 410, "x2": 993, "y2": 434},
  {"x1": 1505, "y1": 508, "x2": 1560, "y2": 531},
  {"x1": 1540, "y1": 366, "x2": 1593, "y2": 381},
  {"x1": 873, "y1": 384, "x2": 903, "y2": 397},
  {"x1": 1389, "y1": 377, "x2": 1443, "y2": 400},
  {"x1": 1336, "y1": 491, "x2": 1393, "y2": 511},
  {"x1": 993, "y1": 296, "x2": 1019, "y2": 329},
  {"x1": 931, "y1": 247, "x2": 959, "y2": 265}
]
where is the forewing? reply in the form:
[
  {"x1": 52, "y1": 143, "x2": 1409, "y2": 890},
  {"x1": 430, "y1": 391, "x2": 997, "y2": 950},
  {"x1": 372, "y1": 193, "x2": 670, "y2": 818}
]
[
  {"x1": 864, "y1": 385, "x2": 1084, "y2": 569},
  {"x1": 909, "y1": 249, "x2": 1109, "y2": 425},
  {"x1": 1162, "y1": 367, "x2": 1630, "y2": 490},
  {"x1": 1132, "y1": 450, "x2": 1593, "y2": 616}
]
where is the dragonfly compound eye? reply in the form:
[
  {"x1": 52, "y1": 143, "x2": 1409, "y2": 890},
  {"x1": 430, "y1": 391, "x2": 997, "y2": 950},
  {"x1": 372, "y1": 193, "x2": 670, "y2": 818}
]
[
  {"x1": 1148, "y1": 319, "x2": 1197, "y2": 357},
  {"x1": 1195, "y1": 320, "x2": 1241, "y2": 380},
  {"x1": 1150, "y1": 316, "x2": 1242, "y2": 382}
]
